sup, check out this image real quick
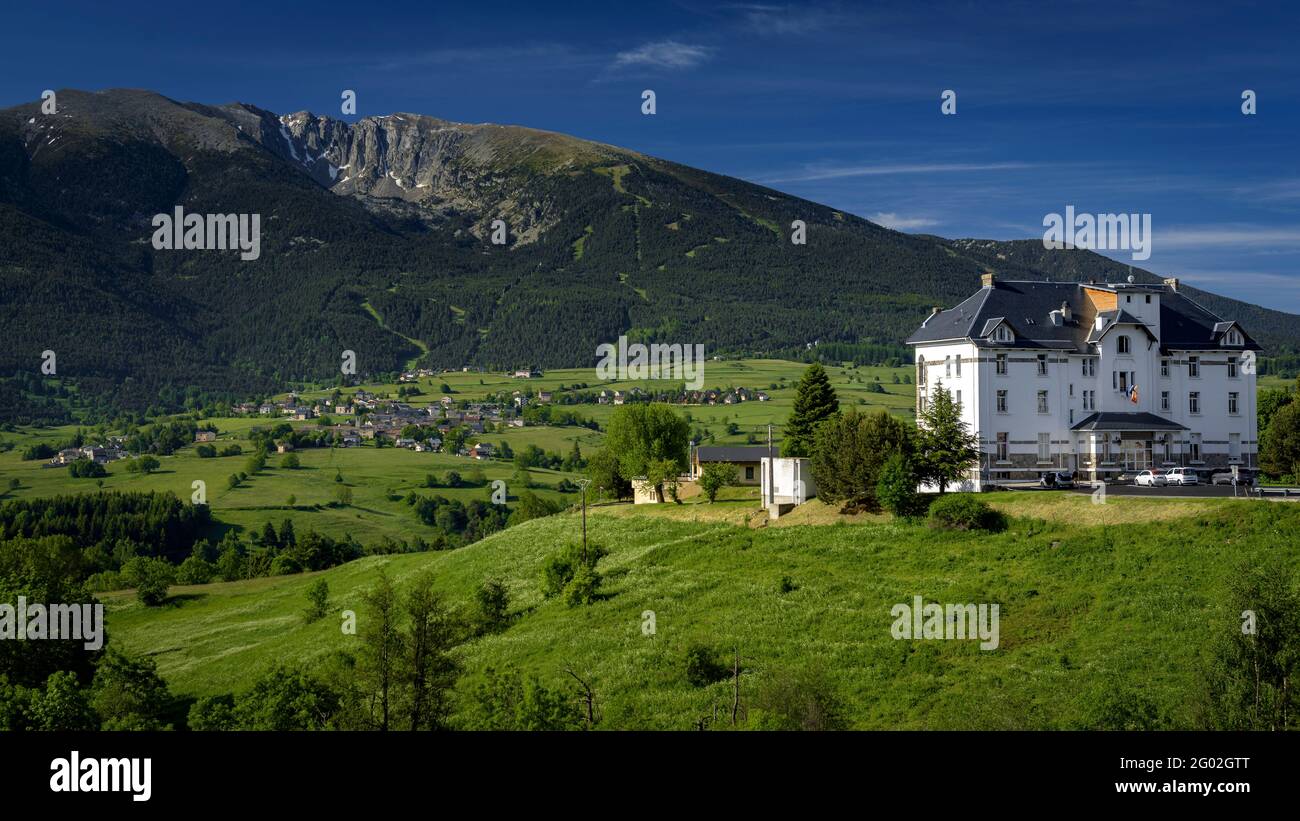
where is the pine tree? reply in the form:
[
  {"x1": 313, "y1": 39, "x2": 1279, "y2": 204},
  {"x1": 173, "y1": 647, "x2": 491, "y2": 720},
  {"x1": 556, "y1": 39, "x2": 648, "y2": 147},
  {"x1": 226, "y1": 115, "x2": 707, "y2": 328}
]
[
  {"x1": 782, "y1": 363, "x2": 839, "y2": 457},
  {"x1": 278, "y1": 518, "x2": 296, "y2": 548},
  {"x1": 916, "y1": 384, "x2": 980, "y2": 493}
]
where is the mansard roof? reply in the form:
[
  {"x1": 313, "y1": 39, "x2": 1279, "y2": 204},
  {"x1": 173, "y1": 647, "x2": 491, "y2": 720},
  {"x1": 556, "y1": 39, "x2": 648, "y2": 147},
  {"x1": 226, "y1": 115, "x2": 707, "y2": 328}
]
[{"x1": 906, "y1": 279, "x2": 1262, "y2": 354}]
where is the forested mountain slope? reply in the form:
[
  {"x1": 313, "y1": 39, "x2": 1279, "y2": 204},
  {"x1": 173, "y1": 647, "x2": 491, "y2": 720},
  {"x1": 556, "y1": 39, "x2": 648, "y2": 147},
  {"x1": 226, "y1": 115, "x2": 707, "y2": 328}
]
[{"x1": 2, "y1": 89, "x2": 1295, "y2": 420}]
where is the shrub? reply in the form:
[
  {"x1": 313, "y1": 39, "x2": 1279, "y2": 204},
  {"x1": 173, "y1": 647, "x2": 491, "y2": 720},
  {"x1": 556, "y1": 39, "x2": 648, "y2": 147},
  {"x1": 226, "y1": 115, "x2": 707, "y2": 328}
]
[
  {"x1": 188, "y1": 694, "x2": 237, "y2": 730},
  {"x1": 86, "y1": 570, "x2": 125, "y2": 592},
  {"x1": 475, "y1": 578, "x2": 511, "y2": 634},
  {"x1": 698, "y1": 462, "x2": 737, "y2": 502},
  {"x1": 195, "y1": 444, "x2": 217, "y2": 458},
  {"x1": 877, "y1": 453, "x2": 923, "y2": 518},
  {"x1": 749, "y1": 665, "x2": 847, "y2": 730},
  {"x1": 279, "y1": 452, "x2": 301, "y2": 469},
  {"x1": 90, "y1": 648, "x2": 174, "y2": 730},
  {"x1": 269, "y1": 555, "x2": 300, "y2": 576},
  {"x1": 540, "y1": 542, "x2": 606, "y2": 598},
  {"x1": 120, "y1": 556, "x2": 175, "y2": 606},
  {"x1": 303, "y1": 579, "x2": 330, "y2": 623},
  {"x1": 926, "y1": 494, "x2": 1007, "y2": 532},
  {"x1": 124, "y1": 455, "x2": 160, "y2": 475},
  {"x1": 68, "y1": 458, "x2": 107, "y2": 478},
  {"x1": 684, "y1": 644, "x2": 729, "y2": 687},
  {"x1": 465, "y1": 666, "x2": 584, "y2": 730},
  {"x1": 562, "y1": 564, "x2": 602, "y2": 607},
  {"x1": 176, "y1": 555, "x2": 216, "y2": 585}
]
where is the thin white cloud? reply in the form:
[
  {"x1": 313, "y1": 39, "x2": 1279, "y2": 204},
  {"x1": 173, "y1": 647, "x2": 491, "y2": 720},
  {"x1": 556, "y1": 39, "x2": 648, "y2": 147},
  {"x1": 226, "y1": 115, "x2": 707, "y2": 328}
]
[
  {"x1": 1235, "y1": 179, "x2": 1300, "y2": 202},
  {"x1": 612, "y1": 40, "x2": 713, "y2": 70},
  {"x1": 1157, "y1": 226, "x2": 1300, "y2": 249},
  {"x1": 731, "y1": 3, "x2": 843, "y2": 35},
  {"x1": 870, "y1": 212, "x2": 939, "y2": 230},
  {"x1": 758, "y1": 161, "x2": 1035, "y2": 184},
  {"x1": 1178, "y1": 270, "x2": 1300, "y2": 292}
]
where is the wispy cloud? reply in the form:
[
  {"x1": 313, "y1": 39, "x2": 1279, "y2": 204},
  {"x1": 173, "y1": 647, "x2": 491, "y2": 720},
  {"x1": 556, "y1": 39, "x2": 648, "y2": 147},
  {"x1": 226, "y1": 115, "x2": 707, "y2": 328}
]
[
  {"x1": 870, "y1": 212, "x2": 939, "y2": 230},
  {"x1": 1235, "y1": 179, "x2": 1300, "y2": 202},
  {"x1": 1178, "y1": 270, "x2": 1300, "y2": 292},
  {"x1": 611, "y1": 40, "x2": 713, "y2": 71},
  {"x1": 757, "y1": 161, "x2": 1035, "y2": 184},
  {"x1": 1157, "y1": 225, "x2": 1300, "y2": 249},
  {"x1": 730, "y1": 3, "x2": 845, "y2": 35}
]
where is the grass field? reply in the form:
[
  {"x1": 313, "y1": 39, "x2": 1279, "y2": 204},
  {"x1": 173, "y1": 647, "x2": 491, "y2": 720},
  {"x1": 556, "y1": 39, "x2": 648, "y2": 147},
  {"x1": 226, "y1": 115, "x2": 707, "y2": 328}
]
[
  {"x1": 0, "y1": 423, "x2": 583, "y2": 546},
  {"x1": 100, "y1": 493, "x2": 1300, "y2": 729},
  {"x1": 287, "y1": 358, "x2": 917, "y2": 446},
  {"x1": 0, "y1": 358, "x2": 914, "y2": 545}
]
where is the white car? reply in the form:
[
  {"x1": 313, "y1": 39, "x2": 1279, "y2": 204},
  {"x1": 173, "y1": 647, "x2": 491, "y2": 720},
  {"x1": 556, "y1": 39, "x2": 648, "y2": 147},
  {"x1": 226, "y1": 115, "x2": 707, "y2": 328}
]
[
  {"x1": 1165, "y1": 467, "x2": 1199, "y2": 486},
  {"x1": 1134, "y1": 470, "x2": 1167, "y2": 487}
]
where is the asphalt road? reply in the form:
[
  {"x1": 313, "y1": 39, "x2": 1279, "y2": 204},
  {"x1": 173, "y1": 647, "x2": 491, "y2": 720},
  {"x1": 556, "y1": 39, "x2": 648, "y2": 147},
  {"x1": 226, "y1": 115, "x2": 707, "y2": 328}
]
[{"x1": 1061, "y1": 483, "x2": 1298, "y2": 498}]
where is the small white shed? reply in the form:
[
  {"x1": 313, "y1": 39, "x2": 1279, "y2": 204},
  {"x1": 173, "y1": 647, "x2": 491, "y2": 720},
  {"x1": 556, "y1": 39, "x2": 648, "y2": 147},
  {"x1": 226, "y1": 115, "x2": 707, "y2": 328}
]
[{"x1": 760, "y1": 457, "x2": 816, "y2": 517}]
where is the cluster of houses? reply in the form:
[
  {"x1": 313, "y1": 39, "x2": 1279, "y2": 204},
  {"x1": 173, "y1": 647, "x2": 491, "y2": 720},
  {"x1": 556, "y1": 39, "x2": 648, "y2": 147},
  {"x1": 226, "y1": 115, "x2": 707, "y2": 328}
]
[
  {"x1": 575, "y1": 387, "x2": 770, "y2": 406},
  {"x1": 397, "y1": 368, "x2": 438, "y2": 383},
  {"x1": 46, "y1": 442, "x2": 129, "y2": 468}
]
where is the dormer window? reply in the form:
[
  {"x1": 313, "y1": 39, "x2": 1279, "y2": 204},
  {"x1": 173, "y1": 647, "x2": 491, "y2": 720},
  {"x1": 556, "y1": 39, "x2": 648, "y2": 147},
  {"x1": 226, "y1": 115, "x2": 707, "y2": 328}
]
[
  {"x1": 992, "y1": 324, "x2": 1013, "y2": 343},
  {"x1": 1225, "y1": 329, "x2": 1243, "y2": 346}
]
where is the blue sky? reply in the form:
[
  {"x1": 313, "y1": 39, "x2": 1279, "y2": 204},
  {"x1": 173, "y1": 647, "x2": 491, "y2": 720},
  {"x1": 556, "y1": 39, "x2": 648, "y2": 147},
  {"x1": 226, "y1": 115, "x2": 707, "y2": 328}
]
[{"x1": 5, "y1": 1, "x2": 1299, "y2": 311}]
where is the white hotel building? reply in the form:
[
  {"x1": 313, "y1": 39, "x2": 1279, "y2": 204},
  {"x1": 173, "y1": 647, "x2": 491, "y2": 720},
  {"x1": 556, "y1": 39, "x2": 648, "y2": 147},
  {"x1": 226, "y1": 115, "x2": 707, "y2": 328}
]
[{"x1": 906, "y1": 274, "x2": 1261, "y2": 485}]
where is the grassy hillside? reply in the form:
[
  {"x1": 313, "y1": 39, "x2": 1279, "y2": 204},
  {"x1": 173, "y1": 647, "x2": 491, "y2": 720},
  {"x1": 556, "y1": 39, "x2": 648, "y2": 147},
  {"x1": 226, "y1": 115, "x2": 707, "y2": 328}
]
[{"x1": 101, "y1": 493, "x2": 1300, "y2": 729}]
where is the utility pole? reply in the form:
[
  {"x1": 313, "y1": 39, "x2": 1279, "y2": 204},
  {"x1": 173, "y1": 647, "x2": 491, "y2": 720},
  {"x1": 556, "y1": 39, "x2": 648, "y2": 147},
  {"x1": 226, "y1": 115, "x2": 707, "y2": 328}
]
[
  {"x1": 576, "y1": 478, "x2": 591, "y2": 563},
  {"x1": 766, "y1": 423, "x2": 774, "y2": 508}
]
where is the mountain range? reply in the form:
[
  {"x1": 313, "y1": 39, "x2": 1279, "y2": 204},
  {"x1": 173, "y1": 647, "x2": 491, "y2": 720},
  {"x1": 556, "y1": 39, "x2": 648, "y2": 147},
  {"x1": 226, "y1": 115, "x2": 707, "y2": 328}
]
[{"x1": 2, "y1": 88, "x2": 1297, "y2": 420}]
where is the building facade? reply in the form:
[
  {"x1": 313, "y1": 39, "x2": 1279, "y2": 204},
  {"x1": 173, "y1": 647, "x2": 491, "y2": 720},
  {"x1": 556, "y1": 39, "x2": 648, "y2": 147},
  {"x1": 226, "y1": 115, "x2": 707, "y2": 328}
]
[{"x1": 906, "y1": 275, "x2": 1261, "y2": 484}]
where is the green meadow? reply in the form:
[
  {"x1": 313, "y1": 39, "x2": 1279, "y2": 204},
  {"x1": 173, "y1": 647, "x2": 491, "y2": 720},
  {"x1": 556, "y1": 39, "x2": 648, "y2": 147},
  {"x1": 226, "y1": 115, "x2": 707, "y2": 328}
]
[
  {"x1": 0, "y1": 423, "x2": 582, "y2": 546},
  {"x1": 0, "y1": 358, "x2": 914, "y2": 546},
  {"x1": 289, "y1": 358, "x2": 916, "y2": 445},
  {"x1": 98, "y1": 493, "x2": 1300, "y2": 729}
]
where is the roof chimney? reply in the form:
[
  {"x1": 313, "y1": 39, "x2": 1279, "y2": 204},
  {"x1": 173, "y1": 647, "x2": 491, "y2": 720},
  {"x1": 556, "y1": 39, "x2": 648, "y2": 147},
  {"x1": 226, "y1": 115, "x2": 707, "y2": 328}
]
[
  {"x1": 1163, "y1": 277, "x2": 1179, "y2": 292},
  {"x1": 931, "y1": 306, "x2": 943, "y2": 316},
  {"x1": 981, "y1": 273, "x2": 996, "y2": 288},
  {"x1": 1094, "y1": 315, "x2": 1106, "y2": 331},
  {"x1": 1060, "y1": 301, "x2": 1072, "y2": 321}
]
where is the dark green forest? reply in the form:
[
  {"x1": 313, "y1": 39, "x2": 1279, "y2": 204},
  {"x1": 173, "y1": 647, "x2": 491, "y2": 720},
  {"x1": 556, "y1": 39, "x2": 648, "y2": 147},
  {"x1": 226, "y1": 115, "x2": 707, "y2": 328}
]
[{"x1": 3, "y1": 89, "x2": 1298, "y2": 423}]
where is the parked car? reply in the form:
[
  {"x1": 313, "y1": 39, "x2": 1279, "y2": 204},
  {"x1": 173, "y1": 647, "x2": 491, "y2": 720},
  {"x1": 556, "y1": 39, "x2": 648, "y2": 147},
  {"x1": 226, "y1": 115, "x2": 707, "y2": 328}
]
[
  {"x1": 1135, "y1": 470, "x2": 1167, "y2": 487},
  {"x1": 1211, "y1": 468, "x2": 1258, "y2": 486},
  {"x1": 1165, "y1": 467, "x2": 1200, "y2": 486},
  {"x1": 1038, "y1": 470, "x2": 1075, "y2": 489}
]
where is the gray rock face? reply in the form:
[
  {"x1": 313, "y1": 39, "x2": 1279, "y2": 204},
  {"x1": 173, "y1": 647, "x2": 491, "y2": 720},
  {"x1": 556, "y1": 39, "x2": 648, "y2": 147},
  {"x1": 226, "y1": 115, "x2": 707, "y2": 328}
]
[{"x1": 217, "y1": 105, "x2": 617, "y2": 241}]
